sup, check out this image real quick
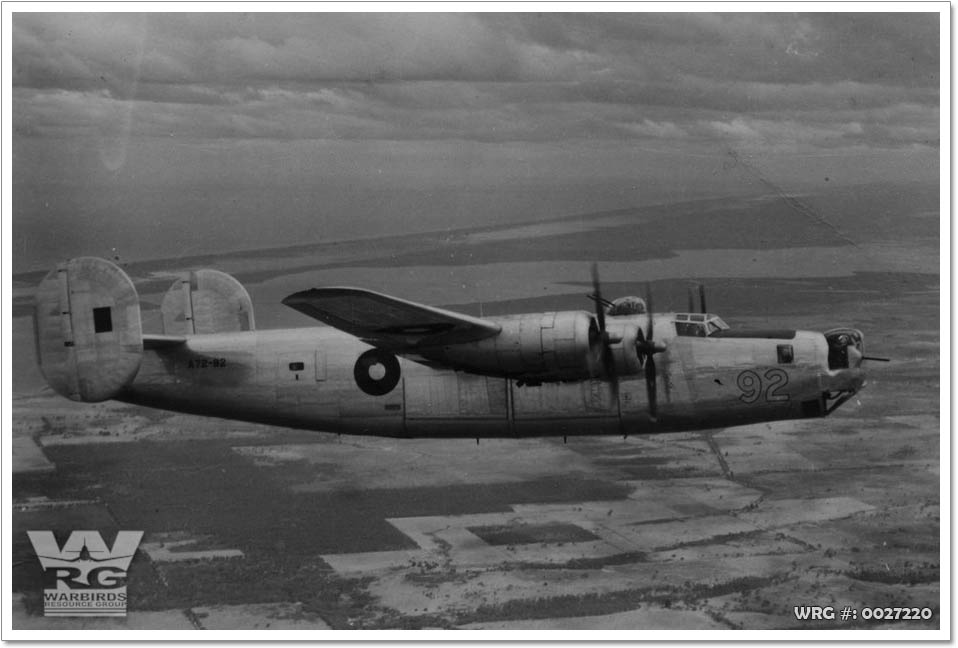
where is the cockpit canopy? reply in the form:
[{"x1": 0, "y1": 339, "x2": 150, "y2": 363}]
[
  {"x1": 673, "y1": 313, "x2": 730, "y2": 337},
  {"x1": 607, "y1": 296, "x2": 646, "y2": 316}
]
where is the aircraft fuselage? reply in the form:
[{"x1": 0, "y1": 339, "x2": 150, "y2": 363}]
[
  {"x1": 33, "y1": 257, "x2": 867, "y2": 438},
  {"x1": 118, "y1": 323, "x2": 862, "y2": 438}
]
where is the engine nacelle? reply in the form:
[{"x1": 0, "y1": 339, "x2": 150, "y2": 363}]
[
  {"x1": 607, "y1": 320, "x2": 643, "y2": 376},
  {"x1": 426, "y1": 311, "x2": 601, "y2": 384}
]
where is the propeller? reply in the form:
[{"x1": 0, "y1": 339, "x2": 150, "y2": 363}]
[
  {"x1": 591, "y1": 263, "x2": 619, "y2": 404},
  {"x1": 635, "y1": 283, "x2": 670, "y2": 421},
  {"x1": 589, "y1": 265, "x2": 666, "y2": 421},
  {"x1": 643, "y1": 284, "x2": 657, "y2": 420}
]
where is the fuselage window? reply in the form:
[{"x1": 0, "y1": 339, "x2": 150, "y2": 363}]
[
  {"x1": 777, "y1": 345, "x2": 794, "y2": 364},
  {"x1": 289, "y1": 362, "x2": 305, "y2": 371}
]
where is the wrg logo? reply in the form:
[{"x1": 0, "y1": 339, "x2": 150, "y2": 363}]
[{"x1": 27, "y1": 530, "x2": 143, "y2": 617}]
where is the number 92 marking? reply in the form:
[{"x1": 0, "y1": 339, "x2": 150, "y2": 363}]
[{"x1": 737, "y1": 368, "x2": 790, "y2": 403}]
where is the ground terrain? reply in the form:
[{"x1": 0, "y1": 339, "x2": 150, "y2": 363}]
[{"x1": 10, "y1": 182, "x2": 941, "y2": 631}]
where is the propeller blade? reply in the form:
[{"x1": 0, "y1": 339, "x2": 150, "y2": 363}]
[
  {"x1": 604, "y1": 344, "x2": 619, "y2": 405},
  {"x1": 642, "y1": 282, "x2": 658, "y2": 421},
  {"x1": 645, "y1": 282, "x2": 654, "y2": 342},
  {"x1": 645, "y1": 354, "x2": 657, "y2": 421},
  {"x1": 698, "y1": 283, "x2": 707, "y2": 314},
  {"x1": 591, "y1": 263, "x2": 606, "y2": 333}
]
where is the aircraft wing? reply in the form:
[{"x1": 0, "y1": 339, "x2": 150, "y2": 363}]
[{"x1": 282, "y1": 287, "x2": 501, "y2": 350}]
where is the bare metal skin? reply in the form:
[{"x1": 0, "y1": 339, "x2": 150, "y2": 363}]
[{"x1": 35, "y1": 258, "x2": 866, "y2": 439}]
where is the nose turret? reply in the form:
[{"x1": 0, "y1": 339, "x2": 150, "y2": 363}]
[
  {"x1": 821, "y1": 328, "x2": 866, "y2": 413},
  {"x1": 826, "y1": 328, "x2": 865, "y2": 370}
]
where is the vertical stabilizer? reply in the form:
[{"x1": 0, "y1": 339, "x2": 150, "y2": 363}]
[
  {"x1": 34, "y1": 257, "x2": 143, "y2": 402},
  {"x1": 160, "y1": 269, "x2": 255, "y2": 335}
]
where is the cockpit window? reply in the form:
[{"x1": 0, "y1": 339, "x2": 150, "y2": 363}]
[
  {"x1": 675, "y1": 321, "x2": 707, "y2": 337},
  {"x1": 674, "y1": 314, "x2": 730, "y2": 338}
]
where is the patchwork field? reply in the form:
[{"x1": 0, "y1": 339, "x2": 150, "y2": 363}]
[{"x1": 10, "y1": 183, "x2": 941, "y2": 631}]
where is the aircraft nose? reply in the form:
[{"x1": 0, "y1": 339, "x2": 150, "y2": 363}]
[{"x1": 821, "y1": 327, "x2": 866, "y2": 401}]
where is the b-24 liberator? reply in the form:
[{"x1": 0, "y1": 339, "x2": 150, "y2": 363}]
[{"x1": 34, "y1": 257, "x2": 877, "y2": 439}]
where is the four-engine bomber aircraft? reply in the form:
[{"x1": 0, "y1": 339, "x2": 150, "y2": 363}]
[{"x1": 34, "y1": 257, "x2": 872, "y2": 438}]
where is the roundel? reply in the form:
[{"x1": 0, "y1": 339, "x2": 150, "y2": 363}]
[{"x1": 353, "y1": 349, "x2": 401, "y2": 396}]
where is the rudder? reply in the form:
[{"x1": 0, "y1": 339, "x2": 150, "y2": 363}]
[{"x1": 34, "y1": 257, "x2": 143, "y2": 402}]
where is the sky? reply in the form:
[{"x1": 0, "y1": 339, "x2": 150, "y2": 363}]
[{"x1": 11, "y1": 11, "x2": 941, "y2": 272}]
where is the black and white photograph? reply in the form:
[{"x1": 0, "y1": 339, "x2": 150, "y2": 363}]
[{"x1": 4, "y1": 5, "x2": 947, "y2": 639}]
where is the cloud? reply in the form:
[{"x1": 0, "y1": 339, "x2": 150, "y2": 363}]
[
  {"x1": 14, "y1": 13, "x2": 529, "y2": 88},
  {"x1": 489, "y1": 13, "x2": 939, "y2": 88},
  {"x1": 15, "y1": 13, "x2": 940, "y2": 90},
  {"x1": 617, "y1": 119, "x2": 688, "y2": 139},
  {"x1": 11, "y1": 12, "x2": 941, "y2": 151}
]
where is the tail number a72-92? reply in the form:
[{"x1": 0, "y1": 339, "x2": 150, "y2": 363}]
[{"x1": 737, "y1": 368, "x2": 790, "y2": 404}]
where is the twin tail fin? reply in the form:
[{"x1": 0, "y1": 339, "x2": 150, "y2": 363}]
[{"x1": 34, "y1": 257, "x2": 254, "y2": 402}]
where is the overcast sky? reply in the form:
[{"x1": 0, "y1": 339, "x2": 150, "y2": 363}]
[{"x1": 12, "y1": 12, "x2": 941, "y2": 271}]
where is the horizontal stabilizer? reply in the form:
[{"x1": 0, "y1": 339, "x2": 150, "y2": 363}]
[{"x1": 282, "y1": 287, "x2": 501, "y2": 350}]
